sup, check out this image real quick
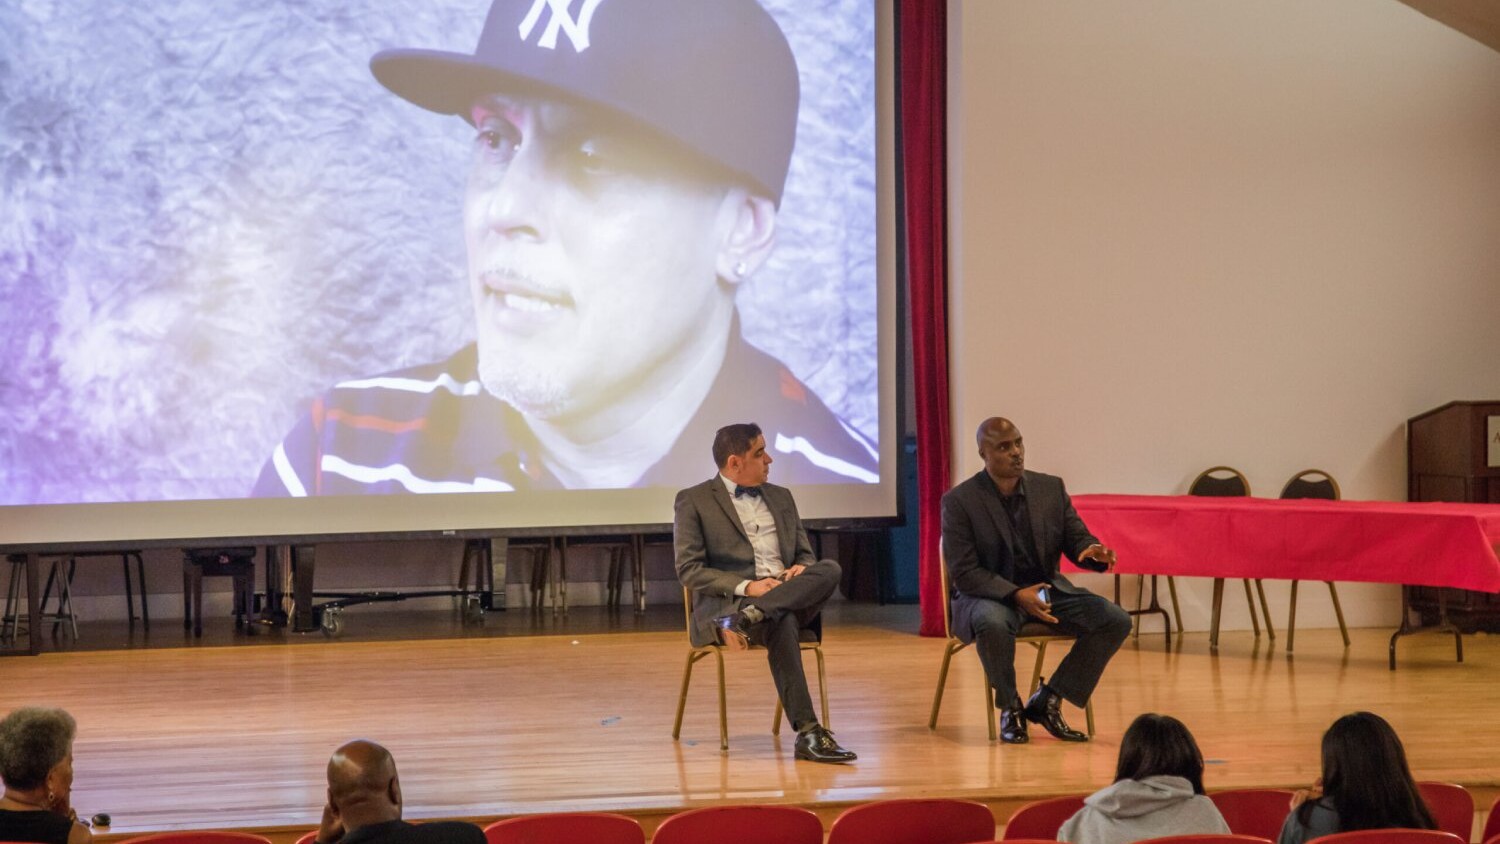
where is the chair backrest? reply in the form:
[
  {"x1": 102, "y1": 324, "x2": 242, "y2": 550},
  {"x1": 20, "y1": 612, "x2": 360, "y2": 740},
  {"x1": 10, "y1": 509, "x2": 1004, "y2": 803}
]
[
  {"x1": 1416, "y1": 782, "x2": 1473, "y2": 841},
  {"x1": 1305, "y1": 831, "x2": 1465, "y2": 844},
  {"x1": 939, "y1": 546, "x2": 955, "y2": 639},
  {"x1": 1004, "y1": 795, "x2": 1087, "y2": 840},
  {"x1": 681, "y1": 585, "x2": 697, "y2": 645},
  {"x1": 652, "y1": 805, "x2": 823, "y2": 844},
  {"x1": 828, "y1": 798, "x2": 995, "y2": 844},
  {"x1": 293, "y1": 831, "x2": 318, "y2": 844},
  {"x1": 1189, "y1": 466, "x2": 1251, "y2": 497},
  {"x1": 1482, "y1": 792, "x2": 1500, "y2": 844},
  {"x1": 117, "y1": 834, "x2": 273, "y2": 844},
  {"x1": 1142, "y1": 836, "x2": 1273, "y2": 844},
  {"x1": 1209, "y1": 789, "x2": 1297, "y2": 841},
  {"x1": 483, "y1": 812, "x2": 645, "y2": 844},
  {"x1": 1279, "y1": 469, "x2": 1340, "y2": 501}
]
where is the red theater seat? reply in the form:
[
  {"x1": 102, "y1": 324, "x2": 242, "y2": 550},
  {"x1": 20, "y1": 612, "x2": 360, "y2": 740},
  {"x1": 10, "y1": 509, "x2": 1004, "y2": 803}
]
[
  {"x1": 828, "y1": 798, "x2": 995, "y2": 844},
  {"x1": 652, "y1": 805, "x2": 823, "y2": 844}
]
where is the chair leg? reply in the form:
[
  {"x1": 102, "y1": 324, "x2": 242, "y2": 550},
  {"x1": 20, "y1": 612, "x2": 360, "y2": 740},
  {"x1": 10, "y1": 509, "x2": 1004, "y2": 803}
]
[
  {"x1": 3, "y1": 562, "x2": 21, "y2": 640},
  {"x1": 1027, "y1": 640, "x2": 1049, "y2": 697},
  {"x1": 1085, "y1": 698, "x2": 1095, "y2": 737},
  {"x1": 772, "y1": 697, "x2": 784, "y2": 736},
  {"x1": 929, "y1": 641, "x2": 959, "y2": 730},
  {"x1": 814, "y1": 646, "x2": 830, "y2": 728},
  {"x1": 1166, "y1": 576, "x2": 1183, "y2": 636},
  {"x1": 1241, "y1": 579, "x2": 1261, "y2": 637},
  {"x1": 1255, "y1": 579, "x2": 1275, "y2": 640},
  {"x1": 1132, "y1": 574, "x2": 1144, "y2": 638},
  {"x1": 183, "y1": 564, "x2": 193, "y2": 631},
  {"x1": 1327, "y1": 582, "x2": 1350, "y2": 647},
  {"x1": 714, "y1": 649, "x2": 728, "y2": 752},
  {"x1": 672, "y1": 650, "x2": 703, "y2": 741},
  {"x1": 983, "y1": 671, "x2": 997, "y2": 743},
  {"x1": 1288, "y1": 580, "x2": 1300, "y2": 653},
  {"x1": 135, "y1": 553, "x2": 149, "y2": 629}
]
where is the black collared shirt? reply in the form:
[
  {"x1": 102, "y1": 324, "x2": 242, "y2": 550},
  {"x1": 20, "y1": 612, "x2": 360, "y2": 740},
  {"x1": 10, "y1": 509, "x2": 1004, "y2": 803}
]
[{"x1": 996, "y1": 476, "x2": 1047, "y2": 587}]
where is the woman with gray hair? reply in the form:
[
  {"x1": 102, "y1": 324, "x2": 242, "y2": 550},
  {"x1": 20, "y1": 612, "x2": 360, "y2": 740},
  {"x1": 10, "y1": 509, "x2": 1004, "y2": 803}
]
[{"x1": 0, "y1": 707, "x2": 91, "y2": 844}]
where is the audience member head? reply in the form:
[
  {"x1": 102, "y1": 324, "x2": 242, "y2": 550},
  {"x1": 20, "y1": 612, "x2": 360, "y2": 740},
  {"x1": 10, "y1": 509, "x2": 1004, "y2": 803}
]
[
  {"x1": 1308, "y1": 711, "x2": 1434, "y2": 832},
  {"x1": 0, "y1": 707, "x2": 77, "y2": 811},
  {"x1": 1113, "y1": 713, "x2": 1207, "y2": 794},
  {"x1": 326, "y1": 740, "x2": 402, "y2": 833}
]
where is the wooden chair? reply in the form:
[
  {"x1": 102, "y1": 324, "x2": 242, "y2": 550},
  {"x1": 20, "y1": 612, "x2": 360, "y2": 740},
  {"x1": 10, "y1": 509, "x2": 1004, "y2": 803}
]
[
  {"x1": 827, "y1": 798, "x2": 996, "y2": 844},
  {"x1": 652, "y1": 804, "x2": 823, "y2": 844},
  {"x1": 1416, "y1": 782, "x2": 1473, "y2": 842},
  {"x1": 671, "y1": 586, "x2": 829, "y2": 752},
  {"x1": 1003, "y1": 795, "x2": 1087, "y2": 840},
  {"x1": 1189, "y1": 467, "x2": 1276, "y2": 649},
  {"x1": 1303, "y1": 831, "x2": 1465, "y2": 844},
  {"x1": 1209, "y1": 789, "x2": 1297, "y2": 841},
  {"x1": 1141, "y1": 836, "x2": 1273, "y2": 844},
  {"x1": 483, "y1": 813, "x2": 644, "y2": 844},
  {"x1": 929, "y1": 551, "x2": 1095, "y2": 742},
  {"x1": 118, "y1": 833, "x2": 273, "y2": 844},
  {"x1": 1279, "y1": 470, "x2": 1351, "y2": 652}
]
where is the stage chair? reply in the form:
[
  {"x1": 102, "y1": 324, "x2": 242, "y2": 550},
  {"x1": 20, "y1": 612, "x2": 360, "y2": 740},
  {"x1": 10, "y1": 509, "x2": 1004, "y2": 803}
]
[
  {"x1": 117, "y1": 833, "x2": 273, "y2": 844},
  {"x1": 182, "y1": 548, "x2": 257, "y2": 637},
  {"x1": 1279, "y1": 470, "x2": 1351, "y2": 652},
  {"x1": 1416, "y1": 782, "x2": 1474, "y2": 841},
  {"x1": 1209, "y1": 789, "x2": 1297, "y2": 841},
  {"x1": 652, "y1": 804, "x2": 823, "y2": 844},
  {"x1": 1140, "y1": 835, "x2": 1273, "y2": 844},
  {"x1": 1003, "y1": 795, "x2": 1086, "y2": 840},
  {"x1": 929, "y1": 551, "x2": 1095, "y2": 742},
  {"x1": 483, "y1": 812, "x2": 644, "y2": 844},
  {"x1": 827, "y1": 798, "x2": 996, "y2": 844},
  {"x1": 1303, "y1": 831, "x2": 1465, "y2": 844},
  {"x1": 1482, "y1": 791, "x2": 1500, "y2": 844},
  {"x1": 1188, "y1": 467, "x2": 1275, "y2": 649},
  {"x1": 671, "y1": 585, "x2": 829, "y2": 752}
]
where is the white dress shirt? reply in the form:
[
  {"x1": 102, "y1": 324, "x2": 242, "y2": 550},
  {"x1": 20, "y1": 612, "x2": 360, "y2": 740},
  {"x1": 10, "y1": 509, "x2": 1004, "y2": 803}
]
[{"x1": 720, "y1": 473, "x2": 786, "y2": 596}]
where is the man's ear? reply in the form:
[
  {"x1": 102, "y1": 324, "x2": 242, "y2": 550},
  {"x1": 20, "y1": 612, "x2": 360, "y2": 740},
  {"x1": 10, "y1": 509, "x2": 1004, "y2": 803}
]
[
  {"x1": 387, "y1": 775, "x2": 401, "y2": 808},
  {"x1": 714, "y1": 188, "x2": 778, "y2": 287}
]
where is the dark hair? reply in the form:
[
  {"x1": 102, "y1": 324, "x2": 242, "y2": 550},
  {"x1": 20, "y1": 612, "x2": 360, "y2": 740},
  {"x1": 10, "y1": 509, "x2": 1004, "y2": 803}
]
[
  {"x1": 1113, "y1": 713, "x2": 1207, "y2": 794},
  {"x1": 712, "y1": 423, "x2": 762, "y2": 469},
  {"x1": 0, "y1": 707, "x2": 77, "y2": 791},
  {"x1": 1296, "y1": 711, "x2": 1434, "y2": 833}
]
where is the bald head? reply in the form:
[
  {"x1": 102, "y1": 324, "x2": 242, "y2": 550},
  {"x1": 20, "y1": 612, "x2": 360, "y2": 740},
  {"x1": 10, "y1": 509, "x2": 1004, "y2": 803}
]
[
  {"x1": 326, "y1": 740, "x2": 401, "y2": 830},
  {"x1": 976, "y1": 416, "x2": 1025, "y2": 491}
]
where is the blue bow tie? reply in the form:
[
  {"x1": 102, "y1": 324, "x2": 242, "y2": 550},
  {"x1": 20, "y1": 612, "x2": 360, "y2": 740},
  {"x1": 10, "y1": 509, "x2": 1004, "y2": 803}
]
[{"x1": 734, "y1": 484, "x2": 763, "y2": 499}]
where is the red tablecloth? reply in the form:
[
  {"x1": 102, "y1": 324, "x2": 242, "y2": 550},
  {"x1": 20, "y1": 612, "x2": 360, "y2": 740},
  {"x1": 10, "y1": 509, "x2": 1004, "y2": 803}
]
[{"x1": 1070, "y1": 494, "x2": 1500, "y2": 593}]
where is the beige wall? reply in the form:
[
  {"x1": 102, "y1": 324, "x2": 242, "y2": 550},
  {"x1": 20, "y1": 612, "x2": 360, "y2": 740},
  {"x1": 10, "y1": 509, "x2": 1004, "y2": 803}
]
[{"x1": 948, "y1": 0, "x2": 1500, "y2": 628}]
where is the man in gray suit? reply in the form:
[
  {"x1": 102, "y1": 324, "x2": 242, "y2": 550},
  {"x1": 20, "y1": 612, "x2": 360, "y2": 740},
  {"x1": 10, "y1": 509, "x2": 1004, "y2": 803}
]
[
  {"x1": 941, "y1": 417, "x2": 1133, "y2": 744},
  {"x1": 674, "y1": 422, "x2": 856, "y2": 764}
]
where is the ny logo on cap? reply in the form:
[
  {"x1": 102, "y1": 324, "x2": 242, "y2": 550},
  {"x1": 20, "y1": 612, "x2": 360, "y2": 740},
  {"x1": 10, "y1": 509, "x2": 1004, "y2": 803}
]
[{"x1": 518, "y1": 0, "x2": 606, "y2": 52}]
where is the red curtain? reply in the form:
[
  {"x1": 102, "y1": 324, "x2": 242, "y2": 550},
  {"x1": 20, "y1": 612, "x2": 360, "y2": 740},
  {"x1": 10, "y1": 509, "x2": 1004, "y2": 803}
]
[{"x1": 898, "y1": 0, "x2": 950, "y2": 637}]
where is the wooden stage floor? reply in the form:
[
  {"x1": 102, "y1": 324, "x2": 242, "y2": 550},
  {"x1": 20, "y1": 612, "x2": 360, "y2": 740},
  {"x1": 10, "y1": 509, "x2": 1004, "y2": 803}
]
[{"x1": 3, "y1": 604, "x2": 1497, "y2": 839}]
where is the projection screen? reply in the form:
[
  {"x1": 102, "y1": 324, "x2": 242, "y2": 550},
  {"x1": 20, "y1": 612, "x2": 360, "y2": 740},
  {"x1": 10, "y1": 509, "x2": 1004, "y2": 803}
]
[{"x1": 0, "y1": 0, "x2": 896, "y2": 548}]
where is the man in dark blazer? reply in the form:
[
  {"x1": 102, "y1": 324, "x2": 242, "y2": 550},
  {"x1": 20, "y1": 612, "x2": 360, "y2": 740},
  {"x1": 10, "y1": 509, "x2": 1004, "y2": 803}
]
[
  {"x1": 941, "y1": 417, "x2": 1132, "y2": 744},
  {"x1": 674, "y1": 422, "x2": 856, "y2": 763},
  {"x1": 312, "y1": 740, "x2": 484, "y2": 844}
]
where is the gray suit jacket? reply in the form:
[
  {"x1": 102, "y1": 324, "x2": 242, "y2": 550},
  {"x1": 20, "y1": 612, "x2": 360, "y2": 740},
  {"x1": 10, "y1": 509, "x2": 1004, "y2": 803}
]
[
  {"x1": 940, "y1": 469, "x2": 1106, "y2": 642},
  {"x1": 674, "y1": 476, "x2": 816, "y2": 647}
]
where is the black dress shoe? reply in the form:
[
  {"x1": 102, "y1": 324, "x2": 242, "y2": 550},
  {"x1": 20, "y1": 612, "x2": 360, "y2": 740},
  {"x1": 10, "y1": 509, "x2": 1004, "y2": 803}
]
[
  {"x1": 794, "y1": 725, "x2": 857, "y2": 764},
  {"x1": 1000, "y1": 708, "x2": 1029, "y2": 744},
  {"x1": 712, "y1": 606, "x2": 764, "y2": 651},
  {"x1": 1022, "y1": 685, "x2": 1088, "y2": 742}
]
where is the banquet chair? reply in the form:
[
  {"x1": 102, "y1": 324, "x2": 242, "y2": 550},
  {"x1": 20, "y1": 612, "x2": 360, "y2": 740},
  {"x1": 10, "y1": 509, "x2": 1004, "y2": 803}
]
[
  {"x1": 827, "y1": 798, "x2": 996, "y2": 844},
  {"x1": 1003, "y1": 795, "x2": 1087, "y2": 840},
  {"x1": 118, "y1": 833, "x2": 273, "y2": 844},
  {"x1": 930, "y1": 551, "x2": 1095, "y2": 742},
  {"x1": 1140, "y1": 835, "x2": 1273, "y2": 844},
  {"x1": 1482, "y1": 792, "x2": 1500, "y2": 844},
  {"x1": 484, "y1": 813, "x2": 644, "y2": 844},
  {"x1": 1279, "y1": 470, "x2": 1351, "y2": 652},
  {"x1": 1302, "y1": 831, "x2": 1464, "y2": 844},
  {"x1": 671, "y1": 586, "x2": 829, "y2": 752},
  {"x1": 1209, "y1": 789, "x2": 1297, "y2": 841},
  {"x1": 1416, "y1": 782, "x2": 1474, "y2": 841},
  {"x1": 652, "y1": 804, "x2": 823, "y2": 844},
  {"x1": 1189, "y1": 467, "x2": 1276, "y2": 648}
]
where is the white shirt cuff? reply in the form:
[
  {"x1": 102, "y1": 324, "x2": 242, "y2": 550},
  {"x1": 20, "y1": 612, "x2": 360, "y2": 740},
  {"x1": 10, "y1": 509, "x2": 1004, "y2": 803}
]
[{"x1": 734, "y1": 580, "x2": 750, "y2": 597}]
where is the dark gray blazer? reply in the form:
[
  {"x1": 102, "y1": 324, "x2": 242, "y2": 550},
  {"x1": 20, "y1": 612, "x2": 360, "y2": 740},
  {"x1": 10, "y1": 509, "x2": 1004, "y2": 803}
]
[
  {"x1": 674, "y1": 476, "x2": 816, "y2": 647},
  {"x1": 940, "y1": 469, "x2": 1106, "y2": 642}
]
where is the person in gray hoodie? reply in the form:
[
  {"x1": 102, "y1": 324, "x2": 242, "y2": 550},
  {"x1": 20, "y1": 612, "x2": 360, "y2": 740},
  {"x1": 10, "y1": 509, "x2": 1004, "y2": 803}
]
[{"x1": 1057, "y1": 713, "x2": 1229, "y2": 844}]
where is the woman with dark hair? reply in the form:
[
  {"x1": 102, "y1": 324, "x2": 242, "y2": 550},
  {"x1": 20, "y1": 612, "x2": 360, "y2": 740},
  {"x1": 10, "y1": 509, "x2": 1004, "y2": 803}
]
[
  {"x1": 0, "y1": 707, "x2": 91, "y2": 844},
  {"x1": 1277, "y1": 711, "x2": 1435, "y2": 844},
  {"x1": 1058, "y1": 713, "x2": 1228, "y2": 844}
]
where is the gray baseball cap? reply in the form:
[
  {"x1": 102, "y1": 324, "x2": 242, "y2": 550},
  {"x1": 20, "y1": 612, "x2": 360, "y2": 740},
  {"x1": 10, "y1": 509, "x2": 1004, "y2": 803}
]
[{"x1": 371, "y1": 0, "x2": 800, "y2": 204}]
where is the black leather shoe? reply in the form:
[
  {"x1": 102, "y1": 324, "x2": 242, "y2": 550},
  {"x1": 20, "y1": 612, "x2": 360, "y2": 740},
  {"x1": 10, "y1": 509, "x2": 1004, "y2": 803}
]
[
  {"x1": 1000, "y1": 708, "x2": 1029, "y2": 744},
  {"x1": 712, "y1": 606, "x2": 763, "y2": 651},
  {"x1": 1023, "y1": 685, "x2": 1088, "y2": 742},
  {"x1": 794, "y1": 725, "x2": 857, "y2": 764}
]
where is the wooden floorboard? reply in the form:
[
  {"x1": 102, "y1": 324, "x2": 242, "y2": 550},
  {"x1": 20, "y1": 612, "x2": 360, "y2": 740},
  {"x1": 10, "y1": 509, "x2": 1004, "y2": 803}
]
[{"x1": 2, "y1": 604, "x2": 1496, "y2": 840}]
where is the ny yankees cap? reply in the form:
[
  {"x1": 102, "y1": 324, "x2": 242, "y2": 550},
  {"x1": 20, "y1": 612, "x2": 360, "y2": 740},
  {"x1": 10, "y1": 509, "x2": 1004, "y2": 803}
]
[{"x1": 371, "y1": 0, "x2": 800, "y2": 204}]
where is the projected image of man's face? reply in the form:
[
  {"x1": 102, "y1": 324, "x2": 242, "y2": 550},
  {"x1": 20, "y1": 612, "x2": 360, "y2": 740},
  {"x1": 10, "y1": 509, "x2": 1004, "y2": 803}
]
[{"x1": 464, "y1": 93, "x2": 736, "y2": 421}]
